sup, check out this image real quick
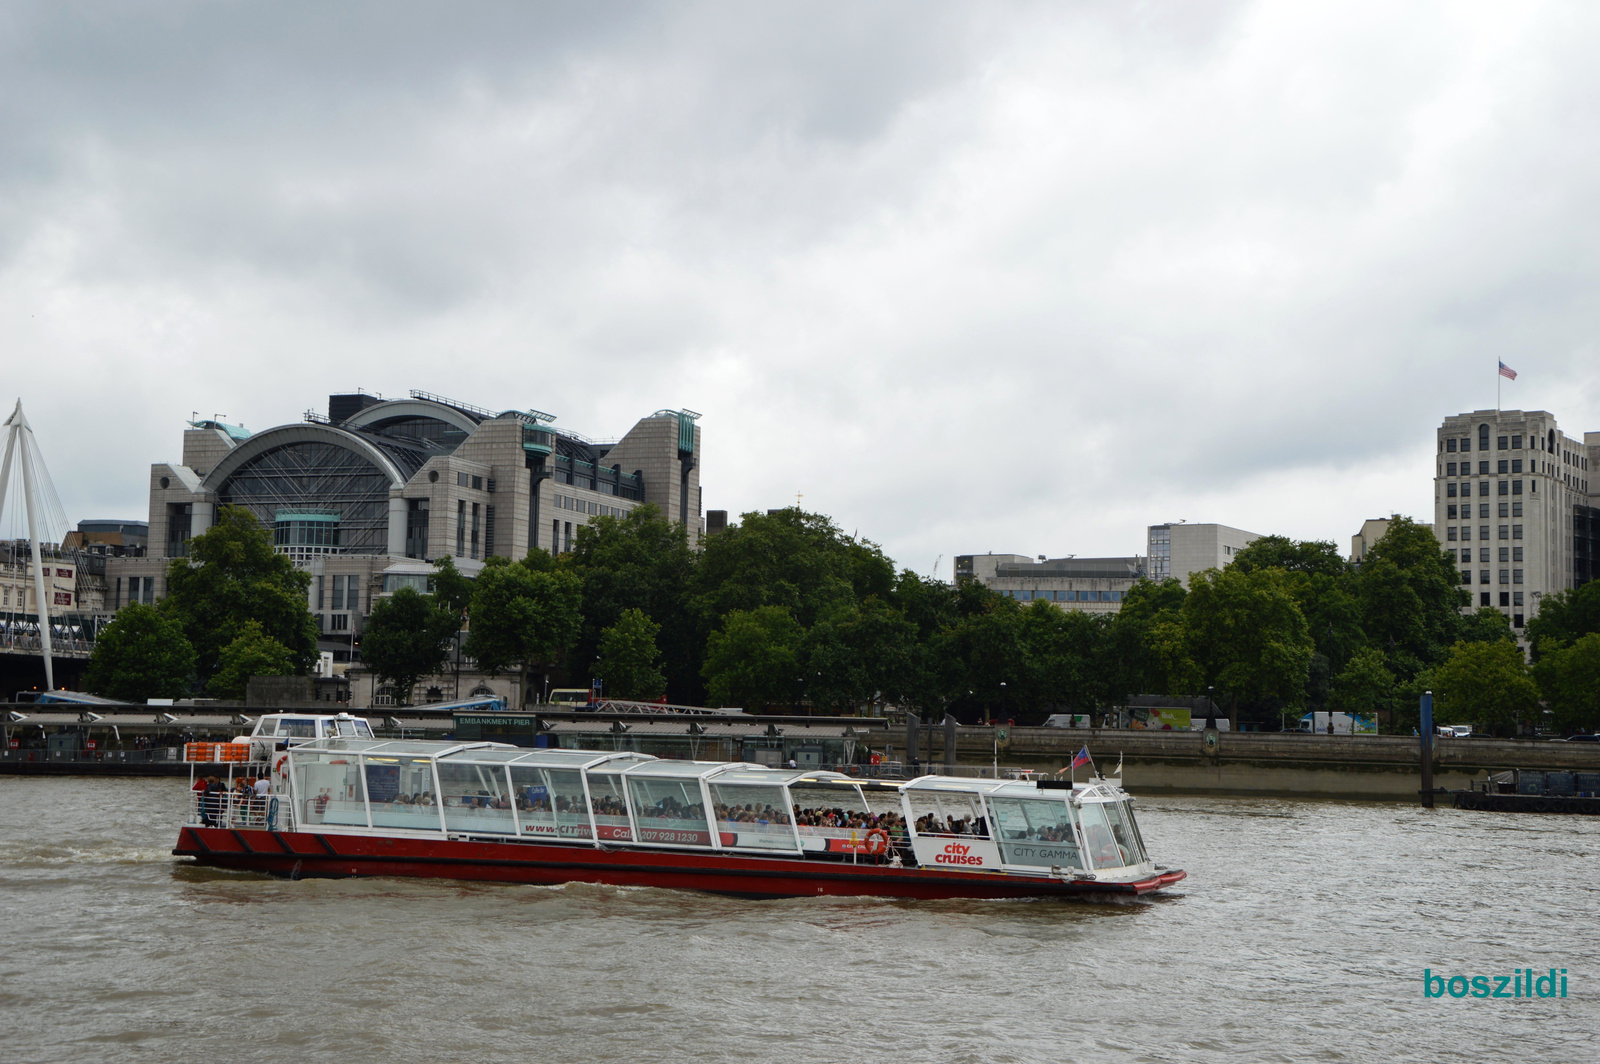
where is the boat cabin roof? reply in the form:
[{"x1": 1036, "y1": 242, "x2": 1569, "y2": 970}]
[{"x1": 290, "y1": 738, "x2": 860, "y2": 785}]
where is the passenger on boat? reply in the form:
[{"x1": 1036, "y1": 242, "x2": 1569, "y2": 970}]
[{"x1": 393, "y1": 792, "x2": 412, "y2": 805}]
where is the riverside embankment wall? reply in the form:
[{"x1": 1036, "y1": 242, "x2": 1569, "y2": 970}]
[{"x1": 935, "y1": 728, "x2": 1600, "y2": 800}]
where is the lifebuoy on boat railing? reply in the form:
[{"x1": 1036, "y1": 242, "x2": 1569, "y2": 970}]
[{"x1": 864, "y1": 828, "x2": 891, "y2": 857}]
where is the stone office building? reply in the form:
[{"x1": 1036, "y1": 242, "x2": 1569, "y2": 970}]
[
  {"x1": 1434, "y1": 408, "x2": 1598, "y2": 629},
  {"x1": 954, "y1": 554, "x2": 1147, "y2": 614},
  {"x1": 104, "y1": 391, "x2": 704, "y2": 660}
]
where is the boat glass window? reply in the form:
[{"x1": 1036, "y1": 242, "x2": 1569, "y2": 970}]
[
  {"x1": 298, "y1": 752, "x2": 368, "y2": 828},
  {"x1": 509, "y1": 766, "x2": 590, "y2": 840},
  {"x1": 709, "y1": 783, "x2": 796, "y2": 851},
  {"x1": 987, "y1": 797, "x2": 1082, "y2": 870},
  {"x1": 365, "y1": 756, "x2": 443, "y2": 831},
  {"x1": 585, "y1": 772, "x2": 634, "y2": 842},
  {"x1": 281, "y1": 719, "x2": 317, "y2": 739},
  {"x1": 1102, "y1": 799, "x2": 1146, "y2": 865},
  {"x1": 336, "y1": 719, "x2": 362, "y2": 737},
  {"x1": 435, "y1": 760, "x2": 516, "y2": 835},
  {"x1": 904, "y1": 790, "x2": 988, "y2": 838},
  {"x1": 256, "y1": 718, "x2": 279, "y2": 737},
  {"x1": 355, "y1": 720, "x2": 374, "y2": 738},
  {"x1": 1077, "y1": 801, "x2": 1127, "y2": 869},
  {"x1": 627, "y1": 776, "x2": 713, "y2": 847}
]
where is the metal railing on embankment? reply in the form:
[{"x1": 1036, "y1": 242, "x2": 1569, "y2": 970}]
[{"x1": 1, "y1": 747, "x2": 183, "y2": 765}]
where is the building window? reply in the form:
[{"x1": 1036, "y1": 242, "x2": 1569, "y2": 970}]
[
  {"x1": 1499, "y1": 592, "x2": 1511, "y2": 607},
  {"x1": 1512, "y1": 459, "x2": 1523, "y2": 473},
  {"x1": 470, "y1": 502, "x2": 481, "y2": 559},
  {"x1": 315, "y1": 575, "x2": 324, "y2": 610},
  {"x1": 330, "y1": 614, "x2": 349, "y2": 631},
  {"x1": 347, "y1": 575, "x2": 359, "y2": 612},
  {"x1": 1480, "y1": 425, "x2": 1490, "y2": 450},
  {"x1": 1480, "y1": 525, "x2": 1490, "y2": 541},
  {"x1": 1514, "y1": 591, "x2": 1524, "y2": 606},
  {"x1": 1513, "y1": 435, "x2": 1523, "y2": 449},
  {"x1": 1479, "y1": 548, "x2": 1489, "y2": 563},
  {"x1": 564, "y1": 521, "x2": 572, "y2": 553},
  {"x1": 1498, "y1": 502, "x2": 1509, "y2": 518},
  {"x1": 1498, "y1": 436, "x2": 1508, "y2": 451},
  {"x1": 332, "y1": 578, "x2": 344, "y2": 610},
  {"x1": 1447, "y1": 483, "x2": 1458, "y2": 498},
  {"x1": 1479, "y1": 503, "x2": 1490, "y2": 518},
  {"x1": 456, "y1": 500, "x2": 466, "y2": 556},
  {"x1": 1498, "y1": 481, "x2": 1508, "y2": 496},
  {"x1": 1461, "y1": 570, "x2": 1471, "y2": 584},
  {"x1": 1499, "y1": 569, "x2": 1509, "y2": 584},
  {"x1": 457, "y1": 472, "x2": 469, "y2": 487},
  {"x1": 1513, "y1": 502, "x2": 1523, "y2": 517},
  {"x1": 1513, "y1": 569, "x2": 1523, "y2": 584},
  {"x1": 1447, "y1": 439, "x2": 1457, "y2": 452},
  {"x1": 1498, "y1": 525, "x2": 1509, "y2": 540},
  {"x1": 1480, "y1": 592, "x2": 1491, "y2": 606},
  {"x1": 1459, "y1": 526, "x2": 1470, "y2": 541},
  {"x1": 1447, "y1": 527, "x2": 1458, "y2": 541},
  {"x1": 1447, "y1": 504, "x2": 1458, "y2": 519},
  {"x1": 1480, "y1": 570, "x2": 1490, "y2": 584},
  {"x1": 1499, "y1": 547, "x2": 1509, "y2": 562},
  {"x1": 405, "y1": 499, "x2": 429, "y2": 559},
  {"x1": 1513, "y1": 524, "x2": 1523, "y2": 539},
  {"x1": 1498, "y1": 460, "x2": 1508, "y2": 474},
  {"x1": 1513, "y1": 547, "x2": 1523, "y2": 563},
  {"x1": 1447, "y1": 462, "x2": 1457, "y2": 476},
  {"x1": 551, "y1": 518, "x2": 559, "y2": 552},
  {"x1": 1480, "y1": 479, "x2": 1490, "y2": 494},
  {"x1": 484, "y1": 505, "x2": 495, "y2": 558},
  {"x1": 1512, "y1": 479, "x2": 1522, "y2": 494},
  {"x1": 471, "y1": 475, "x2": 483, "y2": 490}
]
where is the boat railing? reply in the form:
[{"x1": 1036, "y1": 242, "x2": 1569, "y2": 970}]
[{"x1": 188, "y1": 788, "x2": 289, "y2": 831}]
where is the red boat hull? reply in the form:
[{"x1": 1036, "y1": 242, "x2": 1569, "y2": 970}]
[{"x1": 173, "y1": 827, "x2": 1186, "y2": 900}]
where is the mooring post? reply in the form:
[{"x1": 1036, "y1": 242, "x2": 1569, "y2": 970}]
[{"x1": 1419, "y1": 690, "x2": 1434, "y2": 808}]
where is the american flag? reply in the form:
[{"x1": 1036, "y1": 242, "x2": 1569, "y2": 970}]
[{"x1": 1499, "y1": 361, "x2": 1518, "y2": 381}]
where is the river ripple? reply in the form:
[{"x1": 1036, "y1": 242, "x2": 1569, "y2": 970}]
[{"x1": 1, "y1": 777, "x2": 1596, "y2": 1063}]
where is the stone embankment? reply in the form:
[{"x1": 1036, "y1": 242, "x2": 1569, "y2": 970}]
[{"x1": 943, "y1": 727, "x2": 1600, "y2": 800}]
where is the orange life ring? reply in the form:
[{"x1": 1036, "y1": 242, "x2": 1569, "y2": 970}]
[
  {"x1": 863, "y1": 828, "x2": 891, "y2": 856},
  {"x1": 275, "y1": 753, "x2": 290, "y2": 776}
]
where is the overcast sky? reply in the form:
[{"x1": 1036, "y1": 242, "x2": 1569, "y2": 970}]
[{"x1": 5, "y1": 2, "x2": 1599, "y2": 577}]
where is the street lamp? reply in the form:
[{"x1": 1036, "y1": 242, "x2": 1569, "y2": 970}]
[
  {"x1": 999, "y1": 682, "x2": 1007, "y2": 726},
  {"x1": 1206, "y1": 686, "x2": 1215, "y2": 730}
]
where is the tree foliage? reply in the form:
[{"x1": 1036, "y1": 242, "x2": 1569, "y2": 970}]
[
  {"x1": 361, "y1": 587, "x2": 461, "y2": 705},
  {"x1": 207, "y1": 621, "x2": 295, "y2": 699},
  {"x1": 464, "y1": 552, "x2": 582, "y2": 707},
  {"x1": 1524, "y1": 581, "x2": 1600, "y2": 660},
  {"x1": 1431, "y1": 639, "x2": 1540, "y2": 735},
  {"x1": 594, "y1": 608, "x2": 668, "y2": 701},
  {"x1": 702, "y1": 606, "x2": 804, "y2": 709},
  {"x1": 82, "y1": 603, "x2": 197, "y2": 702},
  {"x1": 1532, "y1": 632, "x2": 1600, "y2": 734},
  {"x1": 161, "y1": 506, "x2": 318, "y2": 683}
]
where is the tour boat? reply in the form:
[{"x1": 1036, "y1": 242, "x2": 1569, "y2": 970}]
[{"x1": 173, "y1": 723, "x2": 1186, "y2": 900}]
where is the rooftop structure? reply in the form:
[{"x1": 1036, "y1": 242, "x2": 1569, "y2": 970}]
[
  {"x1": 954, "y1": 553, "x2": 1147, "y2": 614},
  {"x1": 1146, "y1": 522, "x2": 1262, "y2": 587}
]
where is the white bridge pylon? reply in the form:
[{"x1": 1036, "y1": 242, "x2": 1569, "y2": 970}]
[{"x1": 0, "y1": 400, "x2": 63, "y2": 691}]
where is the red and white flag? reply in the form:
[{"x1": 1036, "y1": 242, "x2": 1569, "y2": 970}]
[{"x1": 1499, "y1": 360, "x2": 1518, "y2": 381}]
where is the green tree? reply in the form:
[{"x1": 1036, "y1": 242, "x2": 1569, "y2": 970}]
[
  {"x1": 563, "y1": 505, "x2": 698, "y2": 703},
  {"x1": 1100, "y1": 578, "x2": 1190, "y2": 700},
  {"x1": 161, "y1": 506, "x2": 318, "y2": 683},
  {"x1": 1355, "y1": 515, "x2": 1468, "y2": 677},
  {"x1": 1532, "y1": 632, "x2": 1600, "y2": 734},
  {"x1": 594, "y1": 608, "x2": 668, "y2": 701},
  {"x1": 1231, "y1": 536, "x2": 1349, "y2": 578},
  {"x1": 82, "y1": 603, "x2": 197, "y2": 702},
  {"x1": 804, "y1": 598, "x2": 920, "y2": 710},
  {"x1": 207, "y1": 621, "x2": 295, "y2": 699},
  {"x1": 702, "y1": 606, "x2": 804, "y2": 709},
  {"x1": 1326, "y1": 645, "x2": 1395, "y2": 727},
  {"x1": 1525, "y1": 581, "x2": 1600, "y2": 659},
  {"x1": 1182, "y1": 567, "x2": 1315, "y2": 727},
  {"x1": 1017, "y1": 601, "x2": 1104, "y2": 723},
  {"x1": 431, "y1": 555, "x2": 475, "y2": 617},
  {"x1": 1431, "y1": 639, "x2": 1539, "y2": 735},
  {"x1": 692, "y1": 508, "x2": 895, "y2": 630},
  {"x1": 1458, "y1": 606, "x2": 1516, "y2": 645},
  {"x1": 360, "y1": 586, "x2": 461, "y2": 705},
  {"x1": 464, "y1": 553, "x2": 582, "y2": 707}
]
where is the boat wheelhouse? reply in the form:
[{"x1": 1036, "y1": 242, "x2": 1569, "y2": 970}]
[{"x1": 174, "y1": 736, "x2": 1184, "y2": 900}]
